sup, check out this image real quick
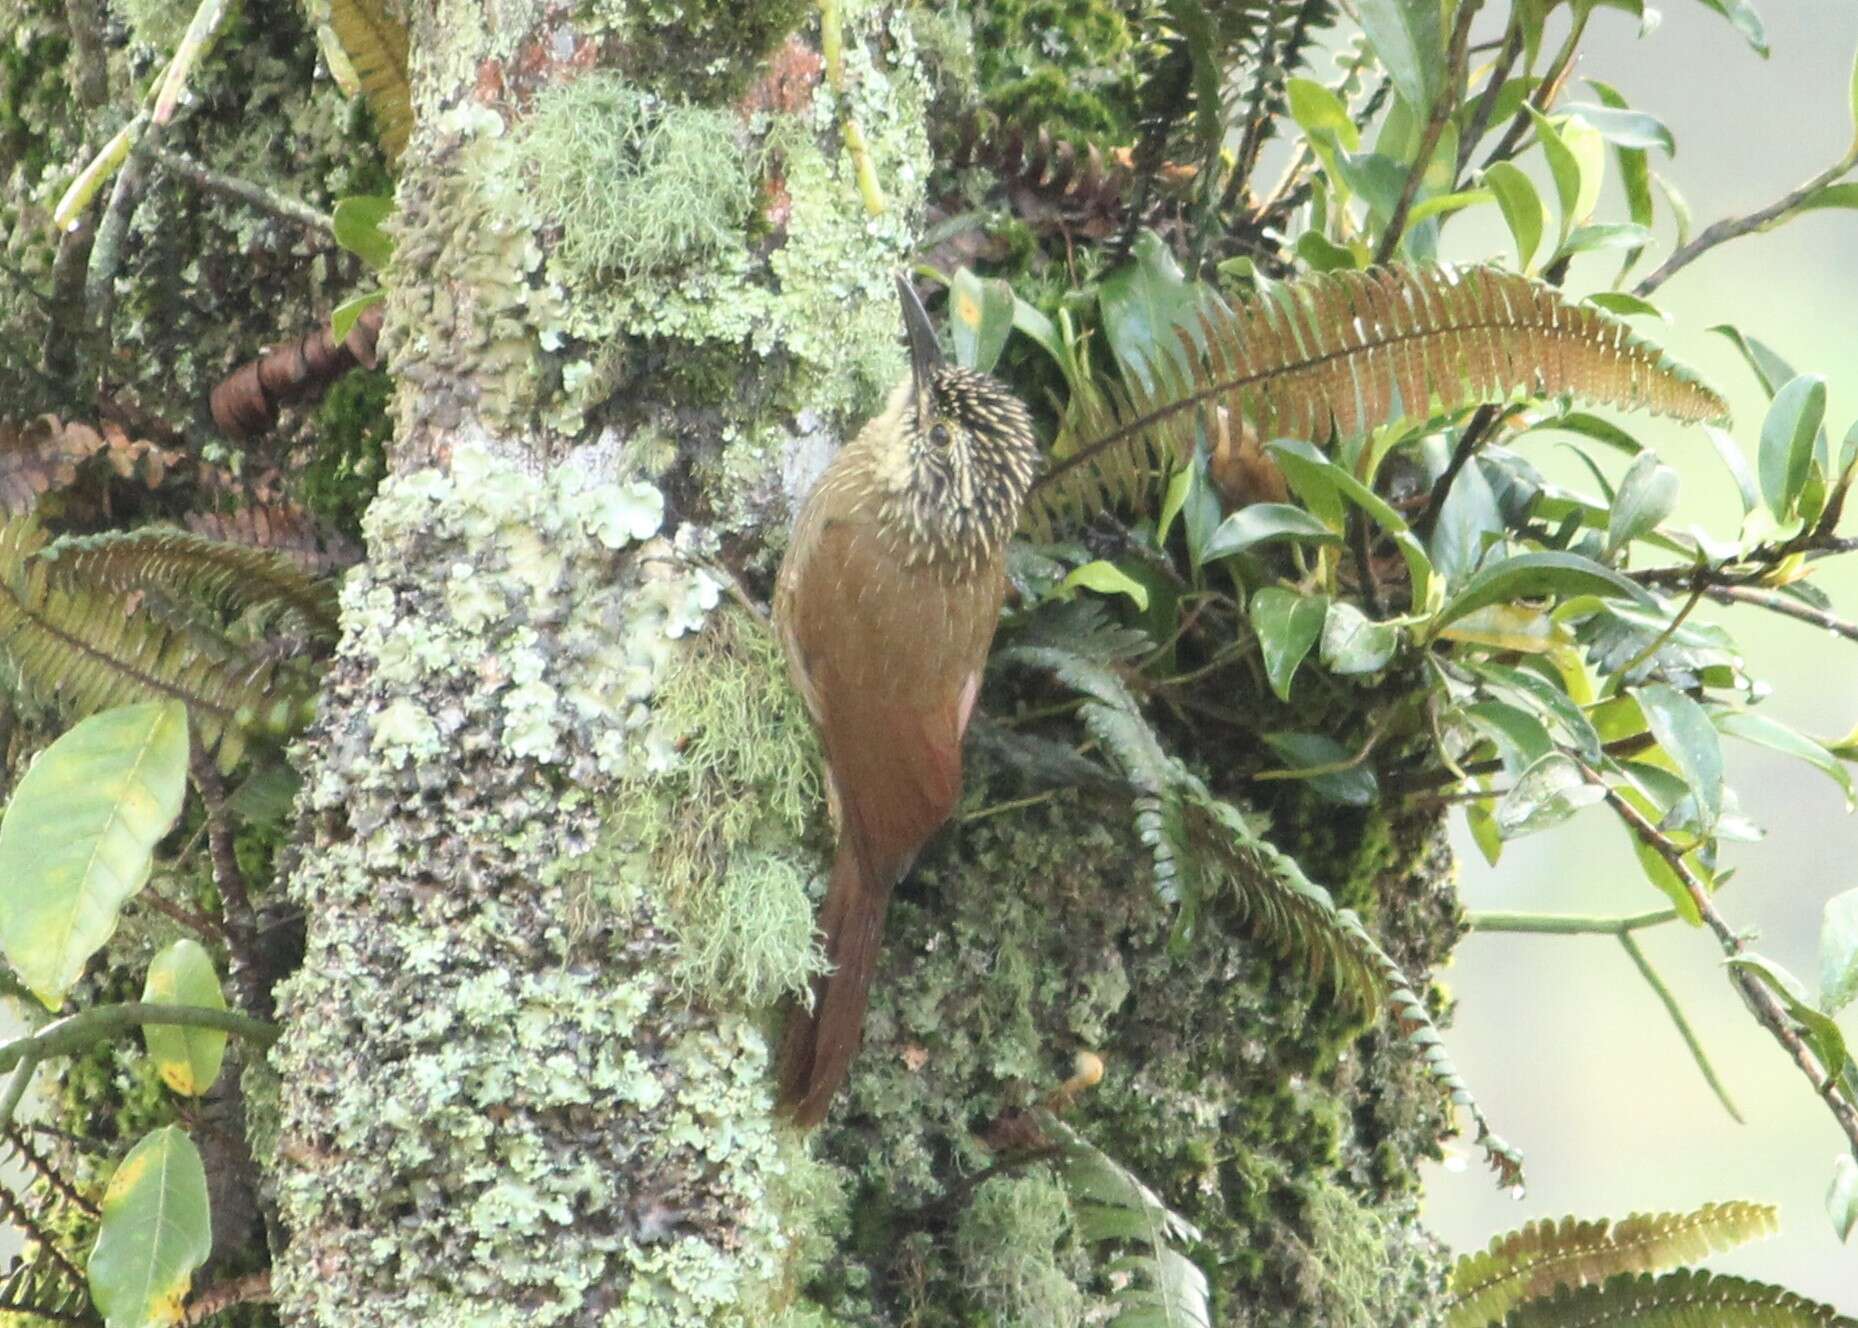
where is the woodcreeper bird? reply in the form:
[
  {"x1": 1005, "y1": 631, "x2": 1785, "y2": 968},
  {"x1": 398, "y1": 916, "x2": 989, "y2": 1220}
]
[{"x1": 773, "y1": 278, "x2": 1041, "y2": 1127}]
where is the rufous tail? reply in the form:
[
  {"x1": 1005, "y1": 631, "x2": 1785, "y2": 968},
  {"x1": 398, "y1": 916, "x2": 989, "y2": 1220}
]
[{"x1": 777, "y1": 835, "x2": 892, "y2": 1129}]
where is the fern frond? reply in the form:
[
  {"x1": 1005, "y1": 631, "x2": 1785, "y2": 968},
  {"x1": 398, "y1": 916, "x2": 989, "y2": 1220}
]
[
  {"x1": 1027, "y1": 263, "x2": 1729, "y2": 537},
  {"x1": 37, "y1": 527, "x2": 340, "y2": 638},
  {"x1": 0, "y1": 1177, "x2": 84, "y2": 1297},
  {"x1": 0, "y1": 518, "x2": 312, "y2": 769},
  {"x1": 1, "y1": 1125, "x2": 96, "y2": 1218},
  {"x1": 326, "y1": 0, "x2": 412, "y2": 160},
  {"x1": 1046, "y1": 1114, "x2": 1212, "y2": 1328},
  {"x1": 1449, "y1": 1202, "x2": 1781, "y2": 1328},
  {"x1": 1497, "y1": 1269, "x2": 1858, "y2": 1328},
  {"x1": 0, "y1": 1247, "x2": 92, "y2": 1325}
]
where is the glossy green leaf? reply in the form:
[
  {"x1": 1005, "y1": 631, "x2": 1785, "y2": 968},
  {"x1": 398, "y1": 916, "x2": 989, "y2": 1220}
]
[
  {"x1": 1259, "y1": 732, "x2": 1377, "y2": 806},
  {"x1": 1606, "y1": 451, "x2": 1680, "y2": 554},
  {"x1": 1585, "y1": 291, "x2": 1664, "y2": 319},
  {"x1": 1564, "y1": 102, "x2": 1675, "y2": 153},
  {"x1": 1559, "y1": 222, "x2": 1653, "y2": 256},
  {"x1": 1358, "y1": 0, "x2": 1443, "y2": 112},
  {"x1": 88, "y1": 1126, "x2": 212, "y2": 1328},
  {"x1": 1703, "y1": 425, "x2": 1760, "y2": 516},
  {"x1": 1829, "y1": 1154, "x2": 1858, "y2": 1243},
  {"x1": 1465, "y1": 794, "x2": 1503, "y2": 866},
  {"x1": 1496, "y1": 752, "x2": 1605, "y2": 838},
  {"x1": 1533, "y1": 410, "x2": 1647, "y2": 453},
  {"x1": 1428, "y1": 456, "x2": 1504, "y2": 587},
  {"x1": 1269, "y1": 440, "x2": 1436, "y2": 613},
  {"x1": 1820, "y1": 889, "x2": 1858, "y2": 1017},
  {"x1": 1714, "y1": 709, "x2": 1855, "y2": 811},
  {"x1": 1060, "y1": 560, "x2": 1150, "y2": 611},
  {"x1": 1406, "y1": 187, "x2": 1494, "y2": 227},
  {"x1": 1295, "y1": 230, "x2": 1360, "y2": 273},
  {"x1": 1694, "y1": 0, "x2": 1768, "y2": 55},
  {"x1": 1482, "y1": 162, "x2": 1544, "y2": 271},
  {"x1": 1796, "y1": 182, "x2": 1858, "y2": 214},
  {"x1": 332, "y1": 195, "x2": 395, "y2": 271},
  {"x1": 949, "y1": 266, "x2": 1015, "y2": 373},
  {"x1": 1435, "y1": 552, "x2": 1657, "y2": 633},
  {"x1": 142, "y1": 940, "x2": 228, "y2": 1096},
  {"x1": 330, "y1": 288, "x2": 384, "y2": 343},
  {"x1": 1203, "y1": 504, "x2": 1341, "y2": 561},
  {"x1": 1101, "y1": 232, "x2": 1213, "y2": 388},
  {"x1": 1728, "y1": 954, "x2": 1849, "y2": 1083},
  {"x1": 0, "y1": 702, "x2": 189, "y2": 1009},
  {"x1": 1320, "y1": 601, "x2": 1400, "y2": 675},
  {"x1": 1250, "y1": 590, "x2": 1328, "y2": 701},
  {"x1": 1711, "y1": 323, "x2": 1796, "y2": 398},
  {"x1": 1286, "y1": 77, "x2": 1360, "y2": 151},
  {"x1": 1635, "y1": 682, "x2": 1724, "y2": 829},
  {"x1": 1464, "y1": 700, "x2": 1554, "y2": 771},
  {"x1": 1758, "y1": 373, "x2": 1827, "y2": 522}
]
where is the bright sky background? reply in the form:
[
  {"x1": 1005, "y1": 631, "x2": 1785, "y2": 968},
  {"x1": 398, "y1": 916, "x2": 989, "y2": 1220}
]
[{"x1": 1421, "y1": 0, "x2": 1858, "y2": 1311}]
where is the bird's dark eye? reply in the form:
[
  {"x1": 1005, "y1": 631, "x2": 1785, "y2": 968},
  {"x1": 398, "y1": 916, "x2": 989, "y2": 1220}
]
[{"x1": 929, "y1": 424, "x2": 951, "y2": 447}]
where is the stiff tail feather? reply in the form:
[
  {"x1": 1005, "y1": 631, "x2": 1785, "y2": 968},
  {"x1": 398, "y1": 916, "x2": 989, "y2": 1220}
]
[{"x1": 777, "y1": 835, "x2": 893, "y2": 1128}]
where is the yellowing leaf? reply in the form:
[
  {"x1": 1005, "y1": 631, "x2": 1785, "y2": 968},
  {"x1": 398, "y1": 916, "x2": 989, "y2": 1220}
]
[
  {"x1": 141, "y1": 940, "x2": 228, "y2": 1097},
  {"x1": 89, "y1": 1127, "x2": 211, "y2": 1328}
]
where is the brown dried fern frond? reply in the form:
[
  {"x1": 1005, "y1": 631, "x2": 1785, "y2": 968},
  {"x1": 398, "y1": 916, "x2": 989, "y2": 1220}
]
[
  {"x1": 0, "y1": 417, "x2": 106, "y2": 518},
  {"x1": 185, "y1": 501, "x2": 362, "y2": 575},
  {"x1": 1025, "y1": 263, "x2": 1730, "y2": 538},
  {"x1": 1448, "y1": 1201, "x2": 1780, "y2": 1328},
  {"x1": 325, "y1": 0, "x2": 412, "y2": 161},
  {"x1": 0, "y1": 519, "x2": 314, "y2": 770}
]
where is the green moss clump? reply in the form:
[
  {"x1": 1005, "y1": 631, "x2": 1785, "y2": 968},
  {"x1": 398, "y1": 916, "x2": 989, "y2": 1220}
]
[
  {"x1": 303, "y1": 368, "x2": 391, "y2": 545},
  {"x1": 954, "y1": 1170, "x2": 1086, "y2": 1328},
  {"x1": 111, "y1": 0, "x2": 192, "y2": 52},
  {"x1": 611, "y1": 0, "x2": 809, "y2": 101},
  {"x1": 523, "y1": 75, "x2": 758, "y2": 283},
  {"x1": 611, "y1": 608, "x2": 826, "y2": 1006},
  {"x1": 970, "y1": 0, "x2": 1142, "y2": 141}
]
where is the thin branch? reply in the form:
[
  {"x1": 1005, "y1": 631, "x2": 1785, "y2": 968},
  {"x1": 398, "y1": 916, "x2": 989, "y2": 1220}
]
[
  {"x1": 0, "y1": 1055, "x2": 41, "y2": 1134},
  {"x1": 151, "y1": 148, "x2": 334, "y2": 236},
  {"x1": 1588, "y1": 763, "x2": 1858, "y2": 1153},
  {"x1": 1608, "y1": 576, "x2": 1707, "y2": 687},
  {"x1": 182, "y1": 1271, "x2": 271, "y2": 1325},
  {"x1": 1618, "y1": 930, "x2": 1745, "y2": 1123},
  {"x1": 1635, "y1": 146, "x2": 1858, "y2": 297},
  {"x1": 1455, "y1": 12, "x2": 1522, "y2": 179},
  {"x1": 1479, "y1": 9, "x2": 1588, "y2": 172},
  {"x1": 0, "y1": 1003, "x2": 279, "y2": 1080},
  {"x1": 1468, "y1": 906, "x2": 1679, "y2": 934},
  {"x1": 1375, "y1": 0, "x2": 1482, "y2": 265},
  {"x1": 1701, "y1": 583, "x2": 1858, "y2": 644},
  {"x1": 1413, "y1": 403, "x2": 1502, "y2": 543},
  {"x1": 189, "y1": 750, "x2": 261, "y2": 1012}
]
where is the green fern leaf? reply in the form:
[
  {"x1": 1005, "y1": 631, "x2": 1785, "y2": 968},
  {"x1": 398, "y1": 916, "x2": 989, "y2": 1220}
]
[
  {"x1": 1449, "y1": 1202, "x2": 1781, "y2": 1328},
  {"x1": 1045, "y1": 1114, "x2": 1211, "y2": 1328},
  {"x1": 1497, "y1": 1269, "x2": 1857, "y2": 1328},
  {"x1": 324, "y1": 0, "x2": 413, "y2": 161},
  {"x1": 36, "y1": 527, "x2": 340, "y2": 638},
  {"x1": 1027, "y1": 263, "x2": 1730, "y2": 537},
  {"x1": 0, "y1": 519, "x2": 314, "y2": 770}
]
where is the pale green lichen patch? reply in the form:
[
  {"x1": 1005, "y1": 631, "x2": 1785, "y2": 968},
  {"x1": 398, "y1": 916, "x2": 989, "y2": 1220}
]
[{"x1": 269, "y1": 441, "x2": 813, "y2": 1324}]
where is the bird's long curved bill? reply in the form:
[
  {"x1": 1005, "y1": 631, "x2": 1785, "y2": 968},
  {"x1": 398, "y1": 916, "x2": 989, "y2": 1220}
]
[{"x1": 896, "y1": 275, "x2": 943, "y2": 416}]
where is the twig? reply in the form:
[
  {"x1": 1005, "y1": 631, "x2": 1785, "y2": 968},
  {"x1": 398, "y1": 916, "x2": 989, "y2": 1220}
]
[
  {"x1": 1608, "y1": 577, "x2": 1707, "y2": 688},
  {"x1": 151, "y1": 148, "x2": 334, "y2": 236},
  {"x1": 1412, "y1": 403, "x2": 1502, "y2": 543},
  {"x1": 0, "y1": 1003, "x2": 279, "y2": 1079},
  {"x1": 1636, "y1": 146, "x2": 1858, "y2": 297},
  {"x1": 1619, "y1": 930, "x2": 1745, "y2": 1123},
  {"x1": 1469, "y1": 906, "x2": 1678, "y2": 934},
  {"x1": 190, "y1": 751, "x2": 262, "y2": 1013},
  {"x1": 1479, "y1": 9, "x2": 1589, "y2": 172},
  {"x1": 139, "y1": 888, "x2": 225, "y2": 943},
  {"x1": 1628, "y1": 533, "x2": 1858, "y2": 590},
  {"x1": 1456, "y1": 14, "x2": 1522, "y2": 179},
  {"x1": 1701, "y1": 583, "x2": 1858, "y2": 644},
  {"x1": 1376, "y1": 0, "x2": 1482, "y2": 264},
  {"x1": 84, "y1": 124, "x2": 162, "y2": 338},
  {"x1": 182, "y1": 1271, "x2": 272, "y2": 1325},
  {"x1": 0, "y1": 1055, "x2": 41, "y2": 1134},
  {"x1": 1588, "y1": 763, "x2": 1858, "y2": 1153}
]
